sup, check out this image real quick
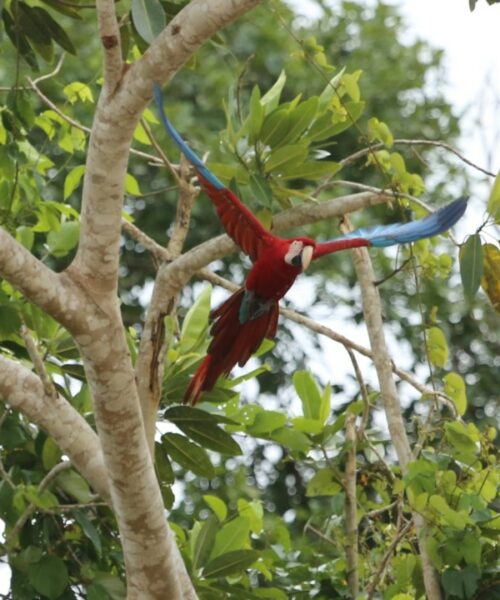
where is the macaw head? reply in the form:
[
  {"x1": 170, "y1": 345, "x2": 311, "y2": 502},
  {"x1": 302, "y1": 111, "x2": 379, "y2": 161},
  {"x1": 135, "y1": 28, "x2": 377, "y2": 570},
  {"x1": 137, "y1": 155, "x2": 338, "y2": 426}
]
[{"x1": 284, "y1": 237, "x2": 315, "y2": 271}]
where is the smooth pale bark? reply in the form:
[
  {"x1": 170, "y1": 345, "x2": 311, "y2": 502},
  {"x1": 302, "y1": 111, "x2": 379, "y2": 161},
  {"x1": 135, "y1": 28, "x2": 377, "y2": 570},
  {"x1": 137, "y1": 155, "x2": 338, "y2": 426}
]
[
  {"x1": 348, "y1": 245, "x2": 443, "y2": 600},
  {"x1": 0, "y1": 355, "x2": 111, "y2": 503}
]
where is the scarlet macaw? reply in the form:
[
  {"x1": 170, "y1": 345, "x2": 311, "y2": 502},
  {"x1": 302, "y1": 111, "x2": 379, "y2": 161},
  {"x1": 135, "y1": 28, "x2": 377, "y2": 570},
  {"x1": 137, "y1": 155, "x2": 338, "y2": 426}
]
[{"x1": 153, "y1": 84, "x2": 467, "y2": 405}]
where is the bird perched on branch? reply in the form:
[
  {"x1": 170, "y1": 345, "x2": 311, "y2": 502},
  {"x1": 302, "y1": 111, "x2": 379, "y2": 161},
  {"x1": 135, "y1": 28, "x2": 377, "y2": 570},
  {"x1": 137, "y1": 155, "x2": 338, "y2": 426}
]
[{"x1": 153, "y1": 84, "x2": 467, "y2": 405}]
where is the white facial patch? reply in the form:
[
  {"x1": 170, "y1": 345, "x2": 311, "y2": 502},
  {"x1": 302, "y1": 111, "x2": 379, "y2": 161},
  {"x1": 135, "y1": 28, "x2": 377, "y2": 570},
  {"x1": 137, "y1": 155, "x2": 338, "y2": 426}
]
[{"x1": 284, "y1": 241, "x2": 304, "y2": 266}]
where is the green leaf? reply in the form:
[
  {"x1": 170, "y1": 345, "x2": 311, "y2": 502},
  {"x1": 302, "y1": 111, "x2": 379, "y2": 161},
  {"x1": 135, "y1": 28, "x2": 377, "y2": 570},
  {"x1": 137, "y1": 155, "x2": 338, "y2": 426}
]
[
  {"x1": 24, "y1": 485, "x2": 58, "y2": 509},
  {"x1": 280, "y1": 160, "x2": 341, "y2": 180},
  {"x1": 271, "y1": 428, "x2": 311, "y2": 453},
  {"x1": 63, "y1": 82, "x2": 94, "y2": 104},
  {"x1": 237, "y1": 499, "x2": 263, "y2": 534},
  {"x1": 56, "y1": 469, "x2": 94, "y2": 503},
  {"x1": 481, "y1": 243, "x2": 500, "y2": 312},
  {"x1": 155, "y1": 442, "x2": 174, "y2": 485},
  {"x1": 162, "y1": 433, "x2": 215, "y2": 478},
  {"x1": 28, "y1": 555, "x2": 69, "y2": 599},
  {"x1": 64, "y1": 165, "x2": 85, "y2": 199},
  {"x1": 125, "y1": 173, "x2": 141, "y2": 196},
  {"x1": 2, "y1": 10, "x2": 39, "y2": 72},
  {"x1": 260, "y1": 108, "x2": 291, "y2": 147},
  {"x1": 249, "y1": 174, "x2": 274, "y2": 209},
  {"x1": 211, "y1": 516, "x2": 250, "y2": 558},
  {"x1": 291, "y1": 417, "x2": 323, "y2": 434},
  {"x1": 47, "y1": 221, "x2": 80, "y2": 257},
  {"x1": 306, "y1": 468, "x2": 342, "y2": 497},
  {"x1": 179, "y1": 285, "x2": 211, "y2": 354},
  {"x1": 319, "y1": 383, "x2": 331, "y2": 424},
  {"x1": 32, "y1": 6, "x2": 76, "y2": 54},
  {"x1": 203, "y1": 549, "x2": 259, "y2": 578},
  {"x1": 247, "y1": 85, "x2": 264, "y2": 143},
  {"x1": 42, "y1": 437, "x2": 62, "y2": 471},
  {"x1": 131, "y1": 0, "x2": 166, "y2": 44},
  {"x1": 246, "y1": 410, "x2": 286, "y2": 435},
  {"x1": 443, "y1": 372, "x2": 467, "y2": 416},
  {"x1": 165, "y1": 405, "x2": 241, "y2": 455},
  {"x1": 91, "y1": 573, "x2": 126, "y2": 600},
  {"x1": 293, "y1": 371, "x2": 322, "y2": 419},
  {"x1": 260, "y1": 70, "x2": 287, "y2": 113},
  {"x1": 487, "y1": 168, "x2": 500, "y2": 222},
  {"x1": 428, "y1": 495, "x2": 467, "y2": 530},
  {"x1": 460, "y1": 234, "x2": 484, "y2": 303},
  {"x1": 264, "y1": 144, "x2": 308, "y2": 173},
  {"x1": 426, "y1": 326, "x2": 449, "y2": 368},
  {"x1": 318, "y1": 68, "x2": 346, "y2": 111},
  {"x1": 279, "y1": 97, "x2": 319, "y2": 145},
  {"x1": 203, "y1": 495, "x2": 227, "y2": 522},
  {"x1": 73, "y1": 510, "x2": 102, "y2": 557},
  {"x1": 193, "y1": 514, "x2": 219, "y2": 570},
  {"x1": 16, "y1": 226, "x2": 34, "y2": 251}
]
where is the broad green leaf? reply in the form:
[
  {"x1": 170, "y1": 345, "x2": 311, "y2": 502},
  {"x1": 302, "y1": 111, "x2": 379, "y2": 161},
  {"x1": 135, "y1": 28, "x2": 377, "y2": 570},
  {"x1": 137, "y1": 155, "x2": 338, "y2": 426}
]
[
  {"x1": 247, "y1": 410, "x2": 286, "y2": 435},
  {"x1": 193, "y1": 514, "x2": 219, "y2": 570},
  {"x1": 73, "y1": 510, "x2": 102, "y2": 557},
  {"x1": 42, "y1": 437, "x2": 62, "y2": 471},
  {"x1": 28, "y1": 555, "x2": 68, "y2": 599},
  {"x1": 291, "y1": 417, "x2": 323, "y2": 434},
  {"x1": 279, "y1": 96, "x2": 319, "y2": 145},
  {"x1": 155, "y1": 442, "x2": 174, "y2": 485},
  {"x1": 367, "y1": 117, "x2": 394, "y2": 147},
  {"x1": 444, "y1": 422, "x2": 479, "y2": 462},
  {"x1": 203, "y1": 549, "x2": 259, "y2": 578},
  {"x1": 179, "y1": 286, "x2": 211, "y2": 354},
  {"x1": 32, "y1": 6, "x2": 76, "y2": 54},
  {"x1": 271, "y1": 428, "x2": 311, "y2": 453},
  {"x1": 56, "y1": 469, "x2": 94, "y2": 503},
  {"x1": 133, "y1": 121, "x2": 152, "y2": 145},
  {"x1": 210, "y1": 516, "x2": 250, "y2": 558},
  {"x1": 47, "y1": 221, "x2": 80, "y2": 257},
  {"x1": 24, "y1": 485, "x2": 58, "y2": 509},
  {"x1": 280, "y1": 160, "x2": 341, "y2": 180},
  {"x1": 487, "y1": 168, "x2": 500, "y2": 222},
  {"x1": 318, "y1": 67, "x2": 346, "y2": 111},
  {"x1": 390, "y1": 152, "x2": 406, "y2": 177},
  {"x1": 293, "y1": 371, "x2": 322, "y2": 419},
  {"x1": 165, "y1": 406, "x2": 241, "y2": 455},
  {"x1": 460, "y1": 234, "x2": 484, "y2": 302},
  {"x1": 131, "y1": 0, "x2": 166, "y2": 44},
  {"x1": 264, "y1": 145, "x2": 308, "y2": 173},
  {"x1": 306, "y1": 468, "x2": 342, "y2": 497},
  {"x1": 63, "y1": 81, "x2": 94, "y2": 104},
  {"x1": 426, "y1": 326, "x2": 449, "y2": 368},
  {"x1": 203, "y1": 495, "x2": 227, "y2": 522},
  {"x1": 64, "y1": 165, "x2": 85, "y2": 199},
  {"x1": 249, "y1": 174, "x2": 274, "y2": 209},
  {"x1": 16, "y1": 225, "x2": 34, "y2": 250},
  {"x1": 429, "y1": 495, "x2": 467, "y2": 530},
  {"x1": 260, "y1": 70, "x2": 286, "y2": 113},
  {"x1": 248, "y1": 85, "x2": 264, "y2": 143},
  {"x1": 260, "y1": 108, "x2": 291, "y2": 147},
  {"x1": 237, "y1": 499, "x2": 263, "y2": 534},
  {"x1": 125, "y1": 173, "x2": 141, "y2": 196},
  {"x1": 2, "y1": 10, "x2": 40, "y2": 72},
  {"x1": 91, "y1": 573, "x2": 126, "y2": 600},
  {"x1": 443, "y1": 372, "x2": 467, "y2": 416},
  {"x1": 481, "y1": 243, "x2": 500, "y2": 312},
  {"x1": 319, "y1": 383, "x2": 331, "y2": 424},
  {"x1": 162, "y1": 433, "x2": 215, "y2": 478}
]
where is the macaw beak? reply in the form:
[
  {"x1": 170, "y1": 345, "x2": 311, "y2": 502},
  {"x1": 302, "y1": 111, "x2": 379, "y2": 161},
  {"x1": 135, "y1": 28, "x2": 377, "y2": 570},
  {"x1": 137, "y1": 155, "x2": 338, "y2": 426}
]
[{"x1": 301, "y1": 245, "x2": 314, "y2": 271}]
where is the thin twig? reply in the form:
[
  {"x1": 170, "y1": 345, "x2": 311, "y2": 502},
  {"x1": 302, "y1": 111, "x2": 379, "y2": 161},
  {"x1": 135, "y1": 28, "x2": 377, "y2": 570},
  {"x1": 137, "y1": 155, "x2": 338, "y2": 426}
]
[
  {"x1": 6, "y1": 461, "x2": 73, "y2": 549},
  {"x1": 340, "y1": 139, "x2": 496, "y2": 178},
  {"x1": 20, "y1": 324, "x2": 58, "y2": 401},
  {"x1": 344, "y1": 413, "x2": 359, "y2": 597}
]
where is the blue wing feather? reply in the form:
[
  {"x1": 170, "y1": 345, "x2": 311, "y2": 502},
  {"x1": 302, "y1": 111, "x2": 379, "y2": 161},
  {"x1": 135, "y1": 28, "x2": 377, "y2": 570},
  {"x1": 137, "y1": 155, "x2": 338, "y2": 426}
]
[
  {"x1": 344, "y1": 197, "x2": 468, "y2": 247},
  {"x1": 152, "y1": 83, "x2": 225, "y2": 190}
]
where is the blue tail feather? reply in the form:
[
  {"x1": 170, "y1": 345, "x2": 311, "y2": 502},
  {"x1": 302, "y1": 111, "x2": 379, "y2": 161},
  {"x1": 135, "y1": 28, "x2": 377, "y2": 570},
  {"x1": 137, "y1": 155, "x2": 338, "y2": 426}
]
[
  {"x1": 152, "y1": 83, "x2": 225, "y2": 190},
  {"x1": 345, "y1": 197, "x2": 468, "y2": 247}
]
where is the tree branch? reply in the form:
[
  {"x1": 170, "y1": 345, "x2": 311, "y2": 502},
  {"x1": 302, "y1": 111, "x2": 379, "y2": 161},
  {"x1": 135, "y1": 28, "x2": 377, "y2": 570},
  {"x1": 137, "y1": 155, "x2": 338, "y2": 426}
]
[
  {"x1": 343, "y1": 221, "x2": 443, "y2": 599},
  {"x1": 96, "y1": 0, "x2": 122, "y2": 91},
  {"x1": 0, "y1": 355, "x2": 111, "y2": 503},
  {"x1": 344, "y1": 413, "x2": 359, "y2": 597}
]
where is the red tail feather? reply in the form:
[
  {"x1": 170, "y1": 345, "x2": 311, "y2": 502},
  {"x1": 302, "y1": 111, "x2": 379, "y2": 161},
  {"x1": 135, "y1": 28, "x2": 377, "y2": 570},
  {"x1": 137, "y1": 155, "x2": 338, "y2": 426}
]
[{"x1": 184, "y1": 289, "x2": 279, "y2": 405}]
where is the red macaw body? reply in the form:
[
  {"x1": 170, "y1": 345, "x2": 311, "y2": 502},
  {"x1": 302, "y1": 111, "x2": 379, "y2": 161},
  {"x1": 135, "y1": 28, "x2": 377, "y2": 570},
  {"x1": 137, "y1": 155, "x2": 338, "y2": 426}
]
[{"x1": 153, "y1": 84, "x2": 468, "y2": 405}]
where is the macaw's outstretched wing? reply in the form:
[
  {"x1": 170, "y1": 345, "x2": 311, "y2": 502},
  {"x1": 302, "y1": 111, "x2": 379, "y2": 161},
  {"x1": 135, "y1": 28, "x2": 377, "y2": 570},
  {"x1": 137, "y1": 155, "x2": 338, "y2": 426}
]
[
  {"x1": 313, "y1": 197, "x2": 468, "y2": 259},
  {"x1": 153, "y1": 83, "x2": 274, "y2": 261}
]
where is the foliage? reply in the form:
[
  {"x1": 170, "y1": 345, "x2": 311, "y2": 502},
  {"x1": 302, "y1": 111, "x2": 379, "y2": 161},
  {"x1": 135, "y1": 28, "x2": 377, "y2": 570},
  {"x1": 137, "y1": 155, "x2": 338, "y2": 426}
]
[{"x1": 0, "y1": 0, "x2": 499, "y2": 598}]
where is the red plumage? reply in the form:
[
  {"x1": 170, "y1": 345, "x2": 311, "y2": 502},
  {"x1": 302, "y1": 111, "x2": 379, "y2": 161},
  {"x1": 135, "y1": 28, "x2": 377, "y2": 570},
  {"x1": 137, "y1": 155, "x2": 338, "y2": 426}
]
[{"x1": 185, "y1": 289, "x2": 279, "y2": 405}]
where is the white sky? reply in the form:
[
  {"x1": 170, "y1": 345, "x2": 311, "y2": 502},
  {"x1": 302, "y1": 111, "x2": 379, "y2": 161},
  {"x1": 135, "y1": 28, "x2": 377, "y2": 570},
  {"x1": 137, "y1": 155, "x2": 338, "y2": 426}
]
[{"x1": 2, "y1": 0, "x2": 499, "y2": 593}]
